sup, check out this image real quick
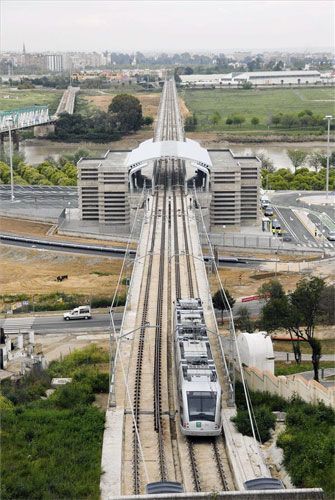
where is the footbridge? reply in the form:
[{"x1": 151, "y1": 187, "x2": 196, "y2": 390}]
[{"x1": 101, "y1": 80, "x2": 324, "y2": 499}]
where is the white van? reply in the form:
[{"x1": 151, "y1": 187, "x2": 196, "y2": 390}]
[{"x1": 63, "y1": 306, "x2": 92, "y2": 320}]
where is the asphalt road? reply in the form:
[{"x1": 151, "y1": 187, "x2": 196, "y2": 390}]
[
  {"x1": 268, "y1": 191, "x2": 335, "y2": 250},
  {"x1": 0, "y1": 185, "x2": 77, "y2": 208},
  {"x1": 0, "y1": 300, "x2": 264, "y2": 334}
]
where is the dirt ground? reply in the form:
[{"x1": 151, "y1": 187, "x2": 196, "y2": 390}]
[
  {"x1": 83, "y1": 93, "x2": 161, "y2": 118},
  {"x1": 0, "y1": 217, "x2": 137, "y2": 248},
  {"x1": 0, "y1": 245, "x2": 124, "y2": 298},
  {"x1": 213, "y1": 267, "x2": 303, "y2": 298},
  {"x1": 0, "y1": 218, "x2": 53, "y2": 237}
]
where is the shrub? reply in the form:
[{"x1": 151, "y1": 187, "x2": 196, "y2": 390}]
[
  {"x1": 47, "y1": 344, "x2": 109, "y2": 378},
  {"x1": 51, "y1": 382, "x2": 95, "y2": 409},
  {"x1": 231, "y1": 405, "x2": 276, "y2": 442}
]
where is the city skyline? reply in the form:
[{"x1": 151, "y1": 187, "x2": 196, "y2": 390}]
[{"x1": 2, "y1": 0, "x2": 334, "y2": 53}]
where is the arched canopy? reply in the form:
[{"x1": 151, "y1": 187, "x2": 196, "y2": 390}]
[{"x1": 126, "y1": 138, "x2": 212, "y2": 175}]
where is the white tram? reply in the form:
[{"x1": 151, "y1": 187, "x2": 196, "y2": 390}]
[{"x1": 174, "y1": 298, "x2": 222, "y2": 436}]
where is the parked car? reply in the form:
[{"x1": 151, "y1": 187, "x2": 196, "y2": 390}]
[
  {"x1": 271, "y1": 219, "x2": 282, "y2": 236},
  {"x1": 63, "y1": 306, "x2": 92, "y2": 320},
  {"x1": 264, "y1": 206, "x2": 274, "y2": 216},
  {"x1": 326, "y1": 231, "x2": 335, "y2": 241}
]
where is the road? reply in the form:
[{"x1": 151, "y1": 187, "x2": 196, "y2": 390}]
[
  {"x1": 0, "y1": 300, "x2": 264, "y2": 334},
  {"x1": 268, "y1": 190, "x2": 335, "y2": 250},
  {"x1": 0, "y1": 185, "x2": 78, "y2": 213}
]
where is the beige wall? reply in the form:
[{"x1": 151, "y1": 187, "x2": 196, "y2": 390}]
[{"x1": 243, "y1": 367, "x2": 335, "y2": 408}]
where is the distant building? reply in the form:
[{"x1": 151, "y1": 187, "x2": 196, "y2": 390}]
[
  {"x1": 180, "y1": 70, "x2": 322, "y2": 87},
  {"x1": 234, "y1": 70, "x2": 321, "y2": 85},
  {"x1": 45, "y1": 54, "x2": 63, "y2": 72}
]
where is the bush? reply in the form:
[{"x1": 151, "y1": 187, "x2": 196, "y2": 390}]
[
  {"x1": 47, "y1": 344, "x2": 109, "y2": 378},
  {"x1": 277, "y1": 400, "x2": 335, "y2": 496},
  {"x1": 73, "y1": 368, "x2": 109, "y2": 393},
  {"x1": 1, "y1": 367, "x2": 51, "y2": 405},
  {"x1": 51, "y1": 382, "x2": 95, "y2": 409},
  {"x1": 231, "y1": 405, "x2": 276, "y2": 442}
]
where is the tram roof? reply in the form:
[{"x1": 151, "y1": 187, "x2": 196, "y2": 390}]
[{"x1": 126, "y1": 138, "x2": 212, "y2": 171}]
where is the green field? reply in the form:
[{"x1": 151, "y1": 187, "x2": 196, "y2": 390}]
[
  {"x1": 0, "y1": 89, "x2": 63, "y2": 114},
  {"x1": 181, "y1": 87, "x2": 334, "y2": 134}
]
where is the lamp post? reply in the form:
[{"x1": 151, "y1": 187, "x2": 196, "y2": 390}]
[
  {"x1": 6, "y1": 117, "x2": 14, "y2": 202},
  {"x1": 324, "y1": 115, "x2": 333, "y2": 202}
]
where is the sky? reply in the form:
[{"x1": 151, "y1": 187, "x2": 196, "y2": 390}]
[{"x1": 1, "y1": 0, "x2": 334, "y2": 53}]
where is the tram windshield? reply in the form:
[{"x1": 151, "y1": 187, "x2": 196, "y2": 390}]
[{"x1": 187, "y1": 391, "x2": 217, "y2": 422}]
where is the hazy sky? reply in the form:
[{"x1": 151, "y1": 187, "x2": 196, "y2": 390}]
[{"x1": 1, "y1": 0, "x2": 334, "y2": 53}]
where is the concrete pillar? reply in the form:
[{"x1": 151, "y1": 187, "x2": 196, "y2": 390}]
[
  {"x1": 17, "y1": 334, "x2": 23, "y2": 349},
  {"x1": 33, "y1": 123, "x2": 55, "y2": 137},
  {"x1": 12, "y1": 130, "x2": 19, "y2": 150},
  {"x1": 29, "y1": 331, "x2": 35, "y2": 345}
]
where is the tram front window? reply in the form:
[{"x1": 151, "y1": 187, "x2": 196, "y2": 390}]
[{"x1": 187, "y1": 391, "x2": 216, "y2": 422}]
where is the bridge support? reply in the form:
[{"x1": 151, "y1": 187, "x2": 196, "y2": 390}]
[
  {"x1": 33, "y1": 124, "x2": 55, "y2": 138},
  {"x1": 0, "y1": 131, "x2": 19, "y2": 151}
]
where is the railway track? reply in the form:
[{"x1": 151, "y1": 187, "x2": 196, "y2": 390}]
[{"x1": 123, "y1": 79, "x2": 234, "y2": 495}]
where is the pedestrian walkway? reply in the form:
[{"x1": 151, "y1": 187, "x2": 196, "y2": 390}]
[
  {"x1": 1, "y1": 317, "x2": 35, "y2": 333},
  {"x1": 274, "y1": 351, "x2": 335, "y2": 362}
]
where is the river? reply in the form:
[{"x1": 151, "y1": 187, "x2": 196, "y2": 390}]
[{"x1": 15, "y1": 139, "x2": 335, "y2": 170}]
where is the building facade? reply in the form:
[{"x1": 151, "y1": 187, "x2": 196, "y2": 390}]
[
  {"x1": 208, "y1": 150, "x2": 260, "y2": 230},
  {"x1": 78, "y1": 151, "x2": 130, "y2": 227}
]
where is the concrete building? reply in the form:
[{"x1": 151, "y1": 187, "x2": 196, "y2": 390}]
[
  {"x1": 208, "y1": 150, "x2": 260, "y2": 229},
  {"x1": 77, "y1": 146, "x2": 260, "y2": 232},
  {"x1": 45, "y1": 54, "x2": 63, "y2": 72},
  {"x1": 77, "y1": 151, "x2": 130, "y2": 227}
]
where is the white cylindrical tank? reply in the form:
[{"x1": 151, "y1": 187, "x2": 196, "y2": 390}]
[{"x1": 236, "y1": 331, "x2": 274, "y2": 374}]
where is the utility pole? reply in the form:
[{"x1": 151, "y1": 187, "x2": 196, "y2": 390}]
[
  {"x1": 324, "y1": 115, "x2": 333, "y2": 202},
  {"x1": 6, "y1": 117, "x2": 14, "y2": 202}
]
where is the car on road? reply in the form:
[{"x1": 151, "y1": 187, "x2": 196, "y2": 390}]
[
  {"x1": 271, "y1": 219, "x2": 282, "y2": 236},
  {"x1": 264, "y1": 206, "x2": 274, "y2": 217},
  {"x1": 326, "y1": 231, "x2": 335, "y2": 241},
  {"x1": 63, "y1": 306, "x2": 92, "y2": 320}
]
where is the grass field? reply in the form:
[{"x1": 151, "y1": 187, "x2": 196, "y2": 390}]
[
  {"x1": 0, "y1": 88, "x2": 62, "y2": 114},
  {"x1": 180, "y1": 87, "x2": 334, "y2": 134}
]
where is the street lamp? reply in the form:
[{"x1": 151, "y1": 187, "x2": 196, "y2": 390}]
[
  {"x1": 6, "y1": 117, "x2": 14, "y2": 202},
  {"x1": 324, "y1": 115, "x2": 333, "y2": 202}
]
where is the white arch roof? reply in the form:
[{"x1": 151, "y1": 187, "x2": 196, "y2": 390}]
[{"x1": 126, "y1": 138, "x2": 212, "y2": 171}]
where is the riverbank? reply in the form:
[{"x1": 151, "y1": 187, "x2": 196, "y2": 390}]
[{"x1": 15, "y1": 135, "x2": 335, "y2": 170}]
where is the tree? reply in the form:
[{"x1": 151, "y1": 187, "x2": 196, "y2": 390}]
[
  {"x1": 184, "y1": 114, "x2": 197, "y2": 131},
  {"x1": 257, "y1": 153, "x2": 275, "y2": 173},
  {"x1": 259, "y1": 277, "x2": 326, "y2": 380},
  {"x1": 108, "y1": 94, "x2": 143, "y2": 132},
  {"x1": 211, "y1": 111, "x2": 221, "y2": 125},
  {"x1": 287, "y1": 149, "x2": 307, "y2": 173},
  {"x1": 142, "y1": 115, "x2": 153, "y2": 126},
  {"x1": 251, "y1": 117, "x2": 259, "y2": 126},
  {"x1": 308, "y1": 151, "x2": 324, "y2": 172},
  {"x1": 242, "y1": 81, "x2": 252, "y2": 89},
  {"x1": 235, "y1": 306, "x2": 255, "y2": 332},
  {"x1": 212, "y1": 288, "x2": 235, "y2": 322}
]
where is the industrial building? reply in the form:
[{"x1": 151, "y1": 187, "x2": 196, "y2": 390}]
[
  {"x1": 77, "y1": 145, "x2": 260, "y2": 232},
  {"x1": 180, "y1": 69, "x2": 322, "y2": 86}
]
